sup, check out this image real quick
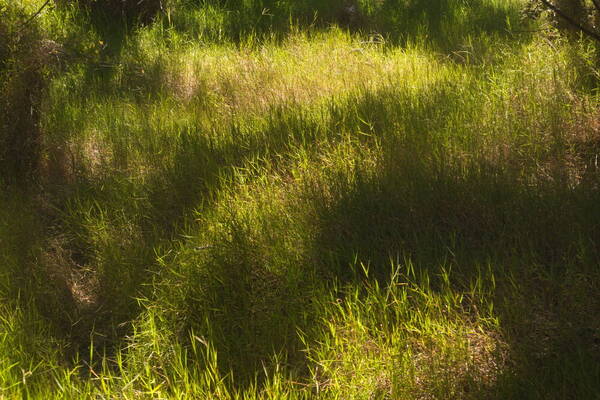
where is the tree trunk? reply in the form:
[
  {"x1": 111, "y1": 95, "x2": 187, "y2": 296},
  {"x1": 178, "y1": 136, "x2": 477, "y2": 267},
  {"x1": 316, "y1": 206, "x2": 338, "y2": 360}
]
[{"x1": 554, "y1": 0, "x2": 588, "y2": 32}]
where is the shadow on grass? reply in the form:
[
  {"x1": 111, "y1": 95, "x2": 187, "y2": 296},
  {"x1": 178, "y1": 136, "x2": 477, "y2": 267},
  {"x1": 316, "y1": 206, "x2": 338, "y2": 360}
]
[
  {"x1": 21, "y1": 101, "x2": 328, "y2": 366},
  {"x1": 16, "y1": 49, "x2": 598, "y2": 395},
  {"x1": 307, "y1": 139, "x2": 600, "y2": 396},
  {"x1": 165, "y1": 0, "x2": 526, "y2": 51},
  {"x1": 373, "y1": 0, "x2": 524, "y2": 48},
  {"x1": 173, "y1": 83, "x2": 600, "y2": 393}
]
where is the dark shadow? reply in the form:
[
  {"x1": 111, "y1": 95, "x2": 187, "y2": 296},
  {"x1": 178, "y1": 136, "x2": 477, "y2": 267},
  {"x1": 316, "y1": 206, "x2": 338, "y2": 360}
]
[
  {"x1": 0, "y1": 17, "x2": 45, "y2": 185},
  {"x1": 305, "y1": 87, "x2": 600, "y2": 396},
  {"x1": 309, "y1": 162, "x2": 600, "y2": 397},
  {"x1": 372, "y1": 0, "x2": 526, "y2": 49},
  {"x1": 169, "y1": 0, "x2": 528, "y2": 51}
]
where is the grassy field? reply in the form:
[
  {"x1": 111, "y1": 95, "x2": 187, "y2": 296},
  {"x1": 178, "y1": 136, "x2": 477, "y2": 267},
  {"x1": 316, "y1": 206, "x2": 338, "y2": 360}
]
[{"x1": 1, "y1": 0, "x2": 600, "y2": 398}]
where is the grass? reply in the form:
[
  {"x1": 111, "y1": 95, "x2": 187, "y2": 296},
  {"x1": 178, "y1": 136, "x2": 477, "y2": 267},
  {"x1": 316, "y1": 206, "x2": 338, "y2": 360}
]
[{"x1": 1, "y1": 0, "x2": 600, "y2": 398}]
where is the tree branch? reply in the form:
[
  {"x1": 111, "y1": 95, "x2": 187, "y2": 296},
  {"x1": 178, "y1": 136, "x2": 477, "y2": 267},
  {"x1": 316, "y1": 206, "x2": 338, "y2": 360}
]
[
  {"x1": 540, "y1": 0, "x2": 600, "y2": 42},
  {"x1": 17, "y1": 0, "x2": 52, "y2": 34}
]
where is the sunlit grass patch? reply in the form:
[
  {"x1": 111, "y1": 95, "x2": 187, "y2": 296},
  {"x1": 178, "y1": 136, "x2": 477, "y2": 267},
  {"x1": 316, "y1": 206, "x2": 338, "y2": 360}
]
[{"x1": 304, "y1": 264, "x2": 506, "y2": 400}]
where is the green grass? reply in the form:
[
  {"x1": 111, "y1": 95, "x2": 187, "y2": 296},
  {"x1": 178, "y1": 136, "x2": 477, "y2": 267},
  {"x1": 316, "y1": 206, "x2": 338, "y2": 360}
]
[{"x1": 1, "y1": 0, "x2": 600, "y2": 398}]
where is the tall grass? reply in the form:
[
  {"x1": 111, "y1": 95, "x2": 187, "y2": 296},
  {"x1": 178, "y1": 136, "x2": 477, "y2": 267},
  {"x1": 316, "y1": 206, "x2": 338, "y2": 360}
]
[{"x1": 1, "y1": 0, "x2": 600, "y2": 398}]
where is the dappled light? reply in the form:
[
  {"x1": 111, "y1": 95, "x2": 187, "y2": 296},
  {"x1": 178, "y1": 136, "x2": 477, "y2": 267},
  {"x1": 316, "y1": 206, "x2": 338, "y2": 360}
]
[{"x1": 1, "y1": 0, "x2": 600, "y2": 398}]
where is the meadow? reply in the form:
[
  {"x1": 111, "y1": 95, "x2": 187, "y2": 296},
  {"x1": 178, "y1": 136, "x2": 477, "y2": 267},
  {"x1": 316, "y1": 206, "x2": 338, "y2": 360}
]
[{"x1": 1, "y1": 0, "x2": 600, "y2": 398}]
